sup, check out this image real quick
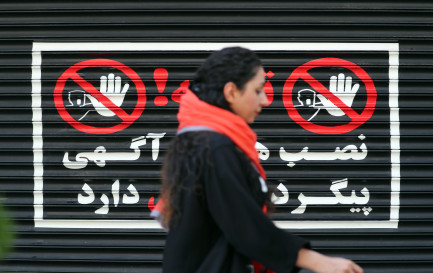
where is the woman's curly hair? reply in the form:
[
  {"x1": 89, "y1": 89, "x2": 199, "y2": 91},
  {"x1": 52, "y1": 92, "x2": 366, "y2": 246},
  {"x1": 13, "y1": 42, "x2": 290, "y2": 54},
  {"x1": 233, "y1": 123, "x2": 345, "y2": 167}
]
[{"x1": 189, "y1": 47, "x2": 262, "y2": 110}]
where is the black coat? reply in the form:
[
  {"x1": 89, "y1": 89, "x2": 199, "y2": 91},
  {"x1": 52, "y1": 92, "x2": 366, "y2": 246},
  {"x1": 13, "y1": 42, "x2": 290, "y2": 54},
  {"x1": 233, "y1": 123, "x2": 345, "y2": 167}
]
[{"x1": 162, "y1": 132, "x2": 309, "y2": 273}]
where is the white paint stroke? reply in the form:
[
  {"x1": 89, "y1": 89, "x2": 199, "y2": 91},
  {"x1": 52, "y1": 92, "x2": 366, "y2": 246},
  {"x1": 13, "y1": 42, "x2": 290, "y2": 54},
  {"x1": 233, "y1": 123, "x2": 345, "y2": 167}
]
[
  {"x1": 32, "y1": 46, "x2": 44, "y2": 227},
  {"x1": 35, "y1": 219, "x2": 163, "y2": 229},
  {"x1": 388, "y1": 44, "x2": 400, "y2": 226},
  {"x1": 33, "y1": 42, "x2": 399, "y2": 52},
  {"x1": 274, "y1": 220, "x2": 399, "y2": 229}
]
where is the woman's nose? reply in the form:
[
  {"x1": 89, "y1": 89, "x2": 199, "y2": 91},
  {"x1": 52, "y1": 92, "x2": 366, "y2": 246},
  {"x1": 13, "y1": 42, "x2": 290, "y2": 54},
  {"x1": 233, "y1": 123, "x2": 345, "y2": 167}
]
[{"x1": 260, "y1": 91, "x2": 269, "y2": 106}]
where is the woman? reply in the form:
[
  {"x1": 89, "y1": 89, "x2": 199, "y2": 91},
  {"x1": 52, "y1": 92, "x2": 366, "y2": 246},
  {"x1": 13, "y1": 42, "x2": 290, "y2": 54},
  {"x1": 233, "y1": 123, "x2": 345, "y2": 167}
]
[{"x1": 155, "y1": 47, "x2": 363, "y2": 273}]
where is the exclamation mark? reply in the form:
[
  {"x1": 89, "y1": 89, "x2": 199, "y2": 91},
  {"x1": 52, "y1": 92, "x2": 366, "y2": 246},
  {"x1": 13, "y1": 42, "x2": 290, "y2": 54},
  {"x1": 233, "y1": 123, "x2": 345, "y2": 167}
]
[
  {"x1": 264, "y1": 70, "x2": 274, "y2": 106},
  {"x1": 171, "y1": 80, "x2": 190, "y2": 103},
  {"x1": 148, "y1": 196, "x2": 156, "y2": 212},
  {"x1": 154, "y1": 68, "x2": 168, "y2": 106}
]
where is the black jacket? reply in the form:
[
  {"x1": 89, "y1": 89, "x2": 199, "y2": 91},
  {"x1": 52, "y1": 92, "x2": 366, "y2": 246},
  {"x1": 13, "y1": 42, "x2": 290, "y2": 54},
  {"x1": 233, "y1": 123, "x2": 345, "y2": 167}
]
[{"x1": 162, "y1": 132, "x2": 309, "y2": 273}]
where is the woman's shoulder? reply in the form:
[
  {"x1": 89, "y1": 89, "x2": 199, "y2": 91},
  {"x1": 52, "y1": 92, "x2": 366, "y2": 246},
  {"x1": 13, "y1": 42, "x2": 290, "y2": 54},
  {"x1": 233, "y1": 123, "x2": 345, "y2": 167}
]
[
  {"x1": 179, "y1": 131, "x2": 235, "y2": 150},
  {"x1": 206, "y1": 131, "x2": 235, "y2": 149}
]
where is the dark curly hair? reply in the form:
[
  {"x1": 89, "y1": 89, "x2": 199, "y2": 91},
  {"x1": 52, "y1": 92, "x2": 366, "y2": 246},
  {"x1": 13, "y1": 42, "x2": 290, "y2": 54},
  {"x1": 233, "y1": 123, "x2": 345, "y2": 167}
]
[
  {"x1": 189, "y1": 46, "x2": 262, "y2": 110},
  {"x1": 160, "y1": 47, "x2": 267, "y2": 228}
]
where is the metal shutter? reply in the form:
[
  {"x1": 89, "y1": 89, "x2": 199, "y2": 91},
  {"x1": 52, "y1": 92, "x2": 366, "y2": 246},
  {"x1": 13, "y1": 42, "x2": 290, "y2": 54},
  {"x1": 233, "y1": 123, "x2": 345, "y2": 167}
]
[{"x1": 0, "y1": 1, "x2": 431, "y2": 272}]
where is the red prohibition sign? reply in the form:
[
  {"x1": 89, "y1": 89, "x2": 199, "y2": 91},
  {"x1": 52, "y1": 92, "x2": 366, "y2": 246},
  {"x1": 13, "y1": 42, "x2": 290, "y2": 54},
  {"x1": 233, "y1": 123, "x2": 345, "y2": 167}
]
[
  {"x1": 283, "y1": 58, "x2": 377, "y2": 134},
  {"x1": 54, "y1": 59, "x2": 146, "y2": 134}
]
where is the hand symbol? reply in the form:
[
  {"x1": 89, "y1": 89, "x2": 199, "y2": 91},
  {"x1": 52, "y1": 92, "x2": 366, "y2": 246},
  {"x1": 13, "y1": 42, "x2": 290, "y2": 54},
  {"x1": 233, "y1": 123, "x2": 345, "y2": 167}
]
[
  {"x1": 316, "y1": 73, "x2": 360, "y2": 117},
  {"x1": 85, "y1": 73, "x2": 130, "y2": 117}
]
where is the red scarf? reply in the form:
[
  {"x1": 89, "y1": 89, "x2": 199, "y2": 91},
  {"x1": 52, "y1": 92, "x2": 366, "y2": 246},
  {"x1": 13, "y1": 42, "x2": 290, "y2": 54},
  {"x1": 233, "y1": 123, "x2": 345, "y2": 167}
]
[
  {"x1": 153, "y1": 90, "x2": 272, "y2": 273},
  {"x1": 177, "y1": 89, "x2": 266, "y2": 180}
]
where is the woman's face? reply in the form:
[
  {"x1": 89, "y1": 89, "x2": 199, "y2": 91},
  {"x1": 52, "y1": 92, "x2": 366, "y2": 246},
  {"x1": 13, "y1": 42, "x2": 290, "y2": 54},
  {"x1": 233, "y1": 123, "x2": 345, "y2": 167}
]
[{"x1": 227, "y1": 66, "x2": 268, "y2": 124}]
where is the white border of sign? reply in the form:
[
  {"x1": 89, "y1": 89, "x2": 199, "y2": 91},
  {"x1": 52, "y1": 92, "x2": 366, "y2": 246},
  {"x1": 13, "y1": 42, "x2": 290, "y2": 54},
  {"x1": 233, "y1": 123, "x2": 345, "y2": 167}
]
[{"x1": 32, "y1": 42, "x2": 400, "y2": 229}]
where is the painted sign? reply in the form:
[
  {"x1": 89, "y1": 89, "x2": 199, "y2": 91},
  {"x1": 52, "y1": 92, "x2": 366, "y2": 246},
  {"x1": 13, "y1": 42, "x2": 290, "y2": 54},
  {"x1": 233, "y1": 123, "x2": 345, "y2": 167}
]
[
  {"x1": 54, "y1": 59, "x2": 146, "y2": 134},
  {"x1": 283, "y1": 57, "x2": 377, "y2": 134},
  {"x1": 32, "y1": 42, "x2": 399, "y2": 229}
]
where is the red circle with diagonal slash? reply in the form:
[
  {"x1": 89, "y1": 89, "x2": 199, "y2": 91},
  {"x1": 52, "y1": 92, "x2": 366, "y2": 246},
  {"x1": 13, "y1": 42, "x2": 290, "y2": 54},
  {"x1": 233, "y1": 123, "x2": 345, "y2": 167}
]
[
  {"x1": 283, "y1": 58, "x2": 377, "y2": 134},
  {"x1": 54, "y1": 59, "x2": 146, "y2": 134}
]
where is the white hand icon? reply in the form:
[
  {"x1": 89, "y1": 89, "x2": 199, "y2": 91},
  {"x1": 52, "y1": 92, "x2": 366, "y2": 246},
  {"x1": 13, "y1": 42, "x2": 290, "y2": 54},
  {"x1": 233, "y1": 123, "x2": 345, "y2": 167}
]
[
  {"x1": 316, "y1": 73, "x2": 359, "y2": 117},
  {"x1": 85, "y1": 73, "x2": 130, "y2": 117}
]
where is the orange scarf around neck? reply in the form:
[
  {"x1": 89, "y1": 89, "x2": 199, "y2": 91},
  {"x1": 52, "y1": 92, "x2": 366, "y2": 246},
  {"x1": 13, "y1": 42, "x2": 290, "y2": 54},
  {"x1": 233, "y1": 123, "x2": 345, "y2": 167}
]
[{"x1": 177, "y1": 89, "x2": 266, "y2": 179}]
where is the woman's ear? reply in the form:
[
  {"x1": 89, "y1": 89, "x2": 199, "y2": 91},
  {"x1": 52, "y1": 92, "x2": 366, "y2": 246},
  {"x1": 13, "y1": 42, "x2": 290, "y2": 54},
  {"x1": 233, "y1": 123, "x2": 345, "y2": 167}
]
[{"x1": 223, "y1": 82, "x2": 238, "y2": 104}]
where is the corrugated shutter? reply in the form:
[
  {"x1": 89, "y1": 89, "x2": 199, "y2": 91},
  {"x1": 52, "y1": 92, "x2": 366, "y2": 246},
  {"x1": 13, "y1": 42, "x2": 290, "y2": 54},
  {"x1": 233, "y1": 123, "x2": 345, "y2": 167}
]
[{"x1": 0, "y1": 1, "x2": 432, "y2": 272}]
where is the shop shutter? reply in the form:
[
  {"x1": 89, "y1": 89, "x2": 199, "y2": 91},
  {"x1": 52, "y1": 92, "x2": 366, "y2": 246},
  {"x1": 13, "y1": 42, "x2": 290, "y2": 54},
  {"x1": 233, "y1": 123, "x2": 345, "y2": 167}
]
[{"x1": 0, "y1": 1, "x2": 431, "y2": 272}]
